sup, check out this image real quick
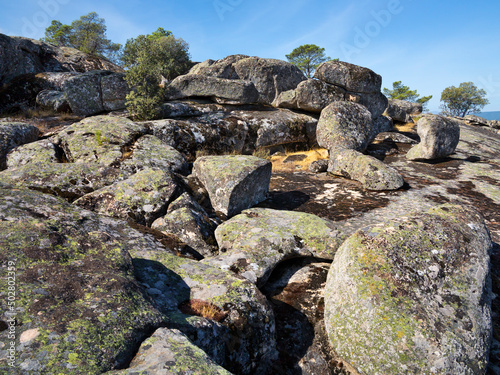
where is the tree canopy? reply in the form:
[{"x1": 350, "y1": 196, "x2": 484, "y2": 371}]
[
  {"x1": 123, "y1": 27, "x2": 191, "y2": 120},
  {"x1": 42, "y1": 12, "x2": 121, "y2": 62},
  {"x1": 285, "y1": 44, "x2": 331, "y2": 78},
  {"x1": 440, "y1": 82, "x2": 489, "y2": 117},
  {"x1": 383, "y1": 81, "x2": 432, "y2": 110}
]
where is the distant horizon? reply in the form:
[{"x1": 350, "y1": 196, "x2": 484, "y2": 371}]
[{"x1": 0, "y1": 1, "x2": 498, "y2": 113}]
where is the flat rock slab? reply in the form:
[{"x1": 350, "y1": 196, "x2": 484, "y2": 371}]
[
  {"x1": 6, "y1": 138, "x2": 59, "y2": 167},
  {"x1": 207, "y1": 207, "x2": 346, "y2": 286},
  {"x1": 74, "y1": 168, "x2": 181, "y2": 226},
  {"x1": 193, "y1": 155, "x2": 272, "y2": 217},
  {"x1": 324, "y1": 204, "x2": 492, "y2": 375}
]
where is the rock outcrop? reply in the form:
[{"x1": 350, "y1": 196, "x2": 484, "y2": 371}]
[
  {"x1": 324, "y1": 204, "x2": 492, "y2": 375},
  {"x1": 384, "y1": 98, "x2": 423, "y2": 123},
  {"x1": 0, "y1": 122, "x2": 39, "y2": 169}
]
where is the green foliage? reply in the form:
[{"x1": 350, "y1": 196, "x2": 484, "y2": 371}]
[
  {"x1": 440, "y1": 82, "x2": 489, "y2": 117},
  {"x1": 383, "y1": 81, "x2": 433, "y2": 111},
  {"x1": 123, "y1": 28, "x2": 191, "y2": 120},
  {"x1": 42, "y1": 12, "x2": 121, "y2": 62},
  {"x1": 286, "y1": 44, "x2": 331, "y2": 78}
]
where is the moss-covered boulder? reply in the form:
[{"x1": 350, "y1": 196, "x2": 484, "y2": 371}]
[
  {"x1": 328, "y1": 148, "x2": 404, "y2": 191},
  {"x1": 121, "y1": 135, "x2": 189, "y2": 175},
  {"x1": 152, "y1": 194, "x2": 218, "y2": 257},
  {"x1": 0, "y1": 187, "x2": 167, "y2": 374},
  {"x1": 6, "y1": 139, "x2": 58, "y2": 168},
  {"x1": 0, "y1": 122, "x2": 39, "y2": 170},
  {"x1": 74, "y1": 168, "x2": 181, "y2": 226},
  {"x1": 129, "y1": 247, "x2": 277, "y2": 374},
  {"x1": 324, "y1": 204, "x2": 492, "y2": 375},
  {"x1": 105, "y1": 328, "x2": 232, "y2": 375},
  {"x1": 53, "y1": 115, "x2": 148, "y2": 166},
  {"x1": 0, "y1": 162, "x2": 125, "y2": 201},
  {"x1": 193, "y1": 155, "x2": 272, "y2": 218},
  {"x1": 316, "y1": 101, "x2": 374, "y2": 152},
  {"x1": 207, "y1": 208, "x2": 346, "y2": 286},
  {"x1": 406, "y1": 115, "x2": 460, "y2": 161}
]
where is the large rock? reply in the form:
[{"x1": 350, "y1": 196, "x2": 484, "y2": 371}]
[
  {"x1": 314, "y1": 60, "x2": 382, "y2": 94},
  {"x1": 328, "y1": 148, "x2": 404, "y2": 191},
  {"x1": 0, "y1": 122, "x2": 39, "y2": 170},
  {"x1": 384, "y1": 99, "x2": 423, "y2": 123},
  {"x1": 0, "y1": 34, "x2": 122, "y2": 85},
  {"x1": 0, "y1": 187, "x2": 165, "y2": 374},
  {"x1": 74, "y1": 168, "x2": 181, "y2": 226},
  {"x1": 207, "y1": 208, "x2": 346, "y2": 286},
  {"x1": 35, "y1": 89, "x2": 70, "y2": 112},
  {"x1": 188, "y1": 54, "x2": 249, "y2": 78},
  {"x1": 324, "y1": 204, "x2": 492, "y2": 375},
  {"x1": 193, "y1": 155, "x2": 272, "y2": 218},
  {"x1": 406, "y1": 115, "x2": 460, "y2": 160},
  {"x1": 105, "y1": 328, "x2": 232, "y2": 375},
  {"x1": 164, "y1": 74, "x2": 259, "y2": 104},
  {"x1": 63, "y1": 71, "x2": 129, "y2": 116},
  {"x1": 6, "y1": 139, "x2": 59, "y2": 167},
  {"x1": 316, "y1": 101, "x2": 374, "y2": 152}
]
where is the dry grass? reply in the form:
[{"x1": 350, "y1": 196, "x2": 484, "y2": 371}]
[
  {"x1": 179, "y1": 299, "x2": 228, "y2": 322},
  {"x1": 269, "y1": 148, "x2": 328, "y2": 173},
  {"x1": 394, "y1": 121, "x2": 417, "y2": 133}
]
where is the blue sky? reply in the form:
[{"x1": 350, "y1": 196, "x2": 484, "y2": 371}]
[{"x1": 1, "y1": 0, "x2": 499, "y2": 113}]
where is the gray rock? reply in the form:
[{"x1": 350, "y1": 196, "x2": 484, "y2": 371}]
[
  {"x1": 384, "y1": 99, "x2": 423, "y2": 123},
  {"x1": 406, "y1": 115, "x2": 460, "y2": 160},
  {"x1": 328, "y1": 148, "x2": 404, "y2": 191},
  {"x1": 0, "y1": 186, "x2": 165, "y2": 374},
  {"x1": 164, "y1": 74, "x2": 260, "y2": 104},
  {"x1": 354, "y1": 91, "x2": 389, "y2": 119},
  {"x1": 463, "y1": 114, "x2": 489, "y2": 126},
  {"x1": 316, "y1": 101, "x2": 374, "y2": 152},
  {"x1": 105, "y1": 328, "x2": 232, "y2": 375},
  {"x1": 62, "y1": 71, "x2": 107, "y2": 116},
  {"x1": 373, "y1": 115, "x2": 394, "y2": 134},
  {"x1": 193, "y1": 155, "x2": 272, "y2": 218},
  {"x1": 0, "y1": 162, "x2": 125, "y2": 201},
  {"x1": 293, "y1": 79, "x2": 345, "y2": 113},
  {"x1": 35, "y1": 89, "x2": 70, "y2": 112},
  {"x1": 233, "y1": 57, "x2": 306, "y2": 104},
  {"x1": 121, "y1": 134, "x2": 189, "y2": 175},
  {"x1": 74, "y1": 168, "x2": 181, "y2": 226},
  {"x1": 53, "y1": 115, "x2": 148, "y2": 166},
  {"x1": 101, "y1": 72, "x2": 129, "y2": 111},
  {"x1": 324, "y1": 204, "x2": 492, "y2": 375},
  {"x1": 206, "y1": 208, "x2": 346, "y2": 286},
  {"x1": 314, "y1": 60, "x2": 382, "y2": 94},
  {"x1": 188, "y1": 55, "x2": 249, "y2": 78},
  {"x1": 6, "y1": 139, "x2": 59, "y2": 167},
  {"x1": 152, "y1": 193, "x2": 217, "y2": 257},
  {"x1": 0, "y1": 122, "x2": 39, "y2": 169},
  {"x1": 309, "y1": 159, "x2": 329, "y2": 173},
  {"x1": 488, "y1": 119, "x2": 500, "y2": 129}
]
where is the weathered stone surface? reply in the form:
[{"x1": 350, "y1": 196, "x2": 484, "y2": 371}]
[
  {"x1": 101, "y1": 73, "x2": 129, "y2": 111},
  {"x1": 406, "y1": 115, "x2": 460, "y2": 160},
  {"x1": 152, "y1": 193, "x2": 218, "y2": 257},
  {"x1": 463, "y1": 114, "x2": 489, "y2": 126},
  {"x1": 328, "y1": 148, "x2": 404, "y2": 191},
  {"x1": 324, "y1": 204, "x2": 492, "y2": 375},
  {"x1": 105, "y1": 328, "x2": 232, "y2": 375},
  {"x1": 74, "y1": 168, "x2": 181, "y2": 226},
  {"x1": 316, "y1": 101, "x2": 374, "y2": 152},
  {"x1": 354, "y1": 91, "x2": 389, "y2": 119},
  {"x1": 35, "y1": 89, "x2": 70, "y2": 112},
  {"x1": 373, "y1": 115, "x2": 394, "y2": 134},
  {"x1": 62, "y1": 71, "x2": 107, "y2": 116},
  {"x1": 0, "y1": 187, "x2": 165, "y2": 374},
  {"x1": 488, "y1": 119, "x2": 500, "y2": 129},
  {"x1": 6, "y1": 139, "x2": 59, "y2": 167},
  {"x1": 0, "y1": 162, "x2": 125, "y2": 201},
  {"x1": 53, "y1": 115, "x2": 148, "y2": 166},
  {"x1": 129, "y1": 248, "x2": 278, "y2": 374},
  {"x1": 0, "y1": 122, "x2": 39, "y2": 169},
  {"x1": 314, "y1": 60, "x2": 382, "y2": 93},
  {"x1": 233, "y1": 57, "x2": 306, "y2": 104},
  {"x1": 384, "y1": 99, "x2": 423, "y2": 123},
  {"x1": 164, "y1": 74, "x2": 260, "y2": 104},
  {"x1": 188, "y1": 55, "x2": 249, "y2": 78},
  {"x1": 0, "y1": 34, "x2": 122, "y2": 85},
  {"x1": 207, "y1": 208, "x2": 346, "y2": 286},
  {"x1": 193, "y1": 155, "x2": 272, "y2": 217},
  {"x1": 121, "y1": 135, "x2": 189, "y2": 175},
  {"x1": 293, "y1": 79, "x2": 345, "y2": 113},
  {"x1": 309, "y1": 159, "x2": 329, "y2": 173}
]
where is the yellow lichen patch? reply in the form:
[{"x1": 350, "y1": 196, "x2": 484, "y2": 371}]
[{"x1": 270, "y1": 148, "x2": 329, "y2": 172}]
